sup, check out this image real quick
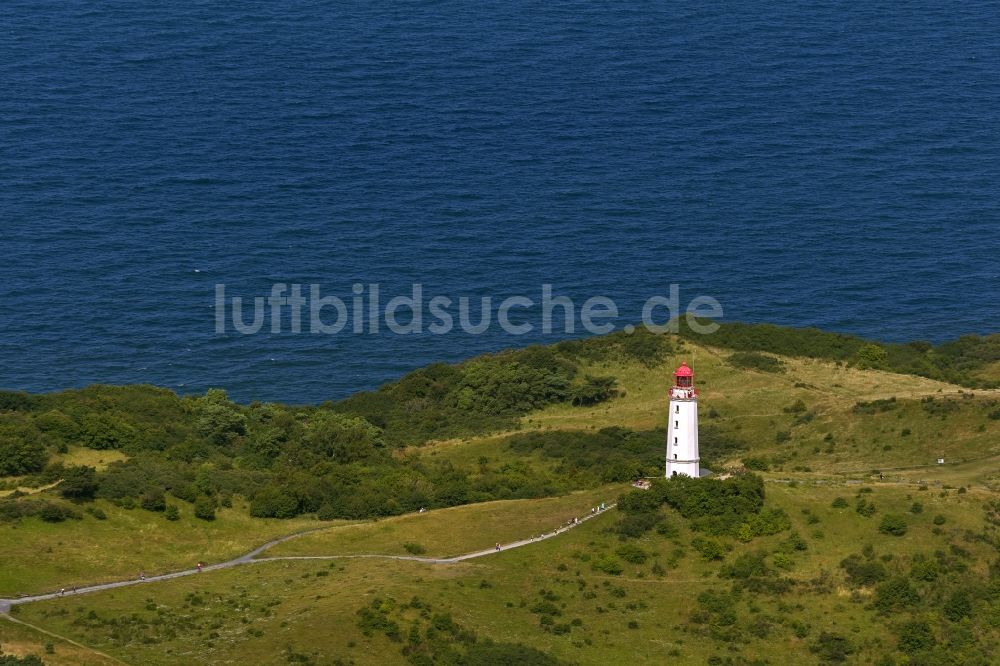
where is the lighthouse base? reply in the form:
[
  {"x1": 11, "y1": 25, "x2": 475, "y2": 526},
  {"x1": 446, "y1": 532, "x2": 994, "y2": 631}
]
[{"x1": 666, "y1": 459, "x2": 702, "y2": 478}]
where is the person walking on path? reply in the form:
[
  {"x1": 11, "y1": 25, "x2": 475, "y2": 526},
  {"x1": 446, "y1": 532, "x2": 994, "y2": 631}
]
[
  {"x1": 495, "y1": 543, "x2": 501, "y2": 551},
  {"x1": 197, "y1": 562, "x2": 203, "y2": 573}
]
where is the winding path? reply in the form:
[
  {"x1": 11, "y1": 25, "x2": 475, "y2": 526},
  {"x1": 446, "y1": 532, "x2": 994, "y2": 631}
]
[{"x1": 0, "y1": 503, "x2": 615, "y2": 615}]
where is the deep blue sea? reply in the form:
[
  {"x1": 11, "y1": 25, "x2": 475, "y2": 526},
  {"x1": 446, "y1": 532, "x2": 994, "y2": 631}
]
[{"x1": 2, "y1": 2, "x2": 999, "y2": 403}]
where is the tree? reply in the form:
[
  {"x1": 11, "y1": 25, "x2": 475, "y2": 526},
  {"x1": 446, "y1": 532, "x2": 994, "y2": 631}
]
[
  {"x1": 304, "y1": 412, "x2": 385, "y2": 463},
  {"x1": 57, "y1": 465, "x2": 98, "y2": 500},
  {"x1": 140, "y1": 489, "x2": 166, "y2": 512},
  {"x1": 570, "y1": 376, "x2": 618, "y2": 406},
  {"x1": 80, "y1": 413, "x2": 140, "y2": 450},
  {"x1": 249, "y1": 485, "x2": 300, "y2": 518},
  {"x1": 0, "y1": 426, "x2": 47, "y2": 475},
  {"x1": 195, "y1": 389, "x2": 246, "y2": 446},
  {"x1": 193, "y1": 495, "x2": 216, "y2": 521},
  {"x1": 449, "y1": 359, "x2": 569, "y2": 415},
  {"x1": 164, "y1": 504, "x2": 180, "y2": 521},
  {"x1": 33, "y1": 409, "x2": 79, "y2": 442},
  {"x1": 855, "y1": 344, "x2": 889, "y2": 369}
]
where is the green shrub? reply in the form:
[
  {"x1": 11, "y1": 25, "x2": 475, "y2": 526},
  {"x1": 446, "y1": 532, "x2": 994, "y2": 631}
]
[
  {"x1": 691, "y1": 537, "x2": 725, "y2": 561},
  {"x1": 909, "y1": 558, "x2": 939, "y2": 582},
  {"x1": 853, "y1": 398, "x2": 898, "y2": 414},
  {"x1": 743, "y1": 457, "x2": 770, "y2": 471},
  {"x1": 878, "y1": 514, "x2": 907, "y2": 536},
  {"x1": 873, "y1": 577, "x2": 919, "y2": 613},
  {"x1": 856, "y1": 498, "x2": 877, "y2": 517},
  {"x1": 943, "y1": 589, "x2": 972, "y2": 622},
  {"x1": 831, "y1": 496, "x2": 849, "y2": 508},
  {"x1": 616, "y1": 511, "x2": 661, "y2": 538},
  {"x1": 784, "y1": 399, "x2": 807, "y2": 414},
  {"x1": 591, "y1": 555, "x2": 624, "y2": 575},
  {"x1": 38, "y1": 501, "x2": 79, "y2": 523},
  {"x1": 895, "y1": 620, "x2": 935, "y2": 653},
  {"x1": 58, "y1": 465, "x2": 98, "y2": 500},
  {"x1": 164, "y1": 504, "x2": 180, "y2": 521},
  {"x1": 403, "y1": 542, "x2": 426, "y2": 555},
  {"x1": 781, "y1": 532, "x2": 808, "y2": 552},
  {"x1": 773, "y1": 553, "x2": 794, "y2": 569},
  {"x1": 932, "y1": 514, "x2": 946, "y2": 525},
  {"x1": 721, "y1": 552, "x2": 768, "y2": 579},
  {"x1": 810, "y1": 632, "x2": 854, "y2": 663},
  {"x1": 316, "y1": 503, "x2": 338, "y2": 520},
  {"x1": 615, "y1": 544, "x2": 647, "y2": 564},
  {"x1": 840, "y1": 554, "x2": 887, "y2": 586},
  {"x1": 140, "y1": 490, "x2": 166, "y2": 512},
  {"x1": 727, "y1": 352, "x2": 786, "y2": 374}
]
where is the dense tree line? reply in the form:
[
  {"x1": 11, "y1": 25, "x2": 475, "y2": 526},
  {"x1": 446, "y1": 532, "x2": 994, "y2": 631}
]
[
  {"x1": 616, "y1": 474, "x2": 769, "y2": 538},
  {"x1": 0, "y1": 335, "x2": 660, "y2": 521},
  {"x1": 681, "y1": 320, "x2": 1000, "y2": 388},
  {"x1": 331, "y1": 335, "x2": 652, "y2": 445}
]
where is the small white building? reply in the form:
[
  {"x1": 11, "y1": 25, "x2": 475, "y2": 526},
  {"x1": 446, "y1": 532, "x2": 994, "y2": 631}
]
[{"x1": 665, "y1": 362, "x2": 705, "y2": 478}]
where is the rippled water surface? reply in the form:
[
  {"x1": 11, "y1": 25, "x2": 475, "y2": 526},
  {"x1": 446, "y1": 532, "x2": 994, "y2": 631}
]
[{"x1": 2, "y1": 2, "x2": 998, "y2": 402}]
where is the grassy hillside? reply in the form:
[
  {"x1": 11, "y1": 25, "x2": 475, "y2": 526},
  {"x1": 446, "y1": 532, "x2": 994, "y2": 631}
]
[
  {"x1": 267, "y1": 486, "x2": 617, "y2": 559},
  {"x1": 8, "y1": 481, "x2": 1000, "y2": 665},
  {"x1": 1, "y1": 323, "x2": 999, "y2": 664},
  {"x1": 418, "y1": 338, "x2": 999, "y2": 483},
  {"x1": 0, "y1": 499, "x2": 320, "y2": 597}
]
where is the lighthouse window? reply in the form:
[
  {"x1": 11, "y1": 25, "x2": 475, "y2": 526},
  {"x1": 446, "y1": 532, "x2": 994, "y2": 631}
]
[
  {"x1": 675, "y1": 406, "x2": 679, "y2": 413},
  {"x1": 675, "y1": 420, "x2": 679, "y2": 428},
  {"x1": 674, "y1": 437, "x2": 677, "y2": 444},
  {"x1": 674, "y1": 454, "x2": 677, "y2": 459}
]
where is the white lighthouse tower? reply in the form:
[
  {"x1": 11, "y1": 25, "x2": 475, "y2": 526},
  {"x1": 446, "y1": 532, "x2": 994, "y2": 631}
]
[{"x1": 666, "y1": 361, "x2": 701, "y2": 478}]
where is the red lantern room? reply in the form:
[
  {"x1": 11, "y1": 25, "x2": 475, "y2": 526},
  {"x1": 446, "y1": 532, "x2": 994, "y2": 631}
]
[{"x1": 673, "y1": 362, "x2": 694, "y2": 388}]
